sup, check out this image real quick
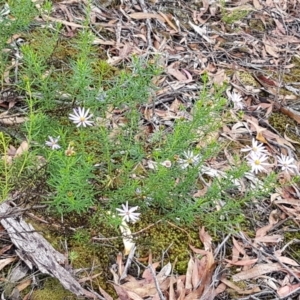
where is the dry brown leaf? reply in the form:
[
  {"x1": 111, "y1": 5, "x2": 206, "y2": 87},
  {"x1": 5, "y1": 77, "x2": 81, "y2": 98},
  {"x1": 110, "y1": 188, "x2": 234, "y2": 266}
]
[
  {"x1": 0, "y1": 244, "x2": 13, "y2": 255},
  {"x1": 274, "y1": 19, "x2": 286, "y2": 34},
  {"x1": 277, "y1": 283, "x2": 300, "y2": 298},
  {"x1": 231, "y1": 245, "x2": 241, "y2": 264},
  {"x1": 192, "y1": 257, "x2": 201, "y2": 289},
  {"x1": 256, "y1": 130, "x2": 268, "y2": 144},
  {"x1": 205, "y1": 283, "x2": 227, "y2": 300},
  {"x1": 98, "y1": 286, "x2": 114, "y2": 300},
  {"x1": 232, "y1": 237, "x2": 246, "y2": 256},
  {"x1": 221, "y1": 278, "x2": 261, "y2": 294},
  {"x1": 182, "y1": 69, "x2": 193, "y2": 82},
  {"x1": 193, "y1": 186, "x2": 208, "y2": 198},
  {"x1": 157, "y1": 12, "x2": 177, "y2": 31},
  {"x1": 15, "y1": 141, "x2": 29, "y2": 157},
  {"x1": 189, "y1": 244, "x2": 208, "y2": 255},
  {"x1": 154, "y1": 109, "x2": 177, "y2": 120},
  {"x1": 275, "y1": 256, "x2": 300, "y2": 267},
  {"x1": 254, "y1": 234, "x2": 283, "y2": 244},
  {"x1": 284, "y1": 129, "x2": 300, "y2": 145},
  {"x1": 0, "y1": 257, "x2": 16, "y2": 270},
  {"x1": 189, "y1": 21, "x2": 214, "y2": 44},
  {"x1": 275, "y1": 136, "x2": 295, "y2": 151},
  {"x1": 252, "y1": 0, "x2": 263, "y2": 9},
  {"x1": 0, "y1": 114, "x2": 28, "y2": 125},
  {"x1": 123, "y1": 278, "x2": 169, "y2": 298},
  {"x1": 176, "y1": 276, "x2": 186, "y2": 300},
  {"x1": 169, "y1": 275, "x2": 176, "y2": 300},
  {"x1": 274, "y1": 198, "x2": 300, "y2": 206},
  {"x1": 142, "y1": 262, "x2": 160, "y2": 282},
  {"x1": 122, "y1": 278, "x2": 143, "y2": 291},
  {"x1": 255, "y1": 210, "x2": 279, "y2": 238},
  {"x1": 160, "y1": 263, "x2": 173, "y2": 278},
  {"x1": 16, "y1": 278, "x2": 31, "y2": 292},
  {"x1": 41, "y1": 15, "x2": 87, "y2": 28},
  {"x1": 185, "y1": 257, "x2": 194, "y2": 290},
  {"x1": 185, "y1": 251, "x2": 215, "y2": 300},
  {"x1": 113, "y1": 284, "x2": 130, "y2": 300},
  {"x1": 265, "y1": 42, "x2": 279, "y2": 58},
  {"x1": 127, "y1": 290, "x2": 144, "y2": 300},
  {"x1": 2, "y1": 141, "x2": 29, "y2": 164},
  {"x1": 199, "y1": 227, "x2": 212, "y2": 251},
  {"x1": 167, "y1": 67, "x2": 187, "y2": 82},
  {"x1": 169, "y1": 99, "x2": 182, "y2": 112},
  {"x1": 92, "y1": 38, "x2": 116, "y2": 46},
  {"x1": 78, "y1": 272, "x2": 102, "y2": 285},
  {"x1": 280, "y1": 106, "x2": 300, "y2": 124},
  {"x1": 232, "y1": 263, "x2": 282, "y2": 281},
  {"x1": 129, "y1": 12, "x2": 165, "y2": 22},
  {"x1": 209, "y1": 69, "x2": 228, "y2": 85},
  {"x1": 225, "y1": 258, "x2": 258, "y2": 266}
]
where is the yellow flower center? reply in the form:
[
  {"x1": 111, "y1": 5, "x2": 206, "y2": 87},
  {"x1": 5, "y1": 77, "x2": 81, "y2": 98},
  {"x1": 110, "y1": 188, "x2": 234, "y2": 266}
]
[
  {"x1": 254, "y1": 159, "x2": 260, "y2": 165},
  {"x1": 80, "y1": 117, "x2": 85, "y2": 122}
]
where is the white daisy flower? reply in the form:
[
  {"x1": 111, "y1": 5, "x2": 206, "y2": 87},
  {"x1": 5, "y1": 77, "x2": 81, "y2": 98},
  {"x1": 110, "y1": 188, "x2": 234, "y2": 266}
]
[
  {"x1": 247, "y1": 152, "x2": 270, "y2": 174},
  {"x1": 69, "y1": 107, "x2": 94, "y2": 127},
  {"x1": 277, "y1": 154, "x2": 298, "y2": 174},
  {"x1": 241, "y1": 138, "x2": 268, "y2": 156},
  {"x1": 228, "y1": 91, "x2": 244, "y2": 110},
  {"x1": 116, "y1": 201, "x2": 140, "y2": 223},
  {"x1": 178, "y1": 150, "x2": 201, "y2": 169},
  {"x1": 45, "y1": 136, "x2": 61, "y2": 150}
]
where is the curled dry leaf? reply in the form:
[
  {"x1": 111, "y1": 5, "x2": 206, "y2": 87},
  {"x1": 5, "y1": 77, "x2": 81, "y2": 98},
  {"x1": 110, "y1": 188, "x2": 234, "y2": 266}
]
[
  {"x1": 274, "y1": 256, "x2": 300, "y2": 267},
  {"x1": 199, "y1": 227, "x2": 212, "y2": 251},
  {"x1": 0, "y1": 257, "x2": 16, "y2": 270},
  {"x1": 232, "y1": 263, "x2": 282, "y2": 281},
  {"x1": 277, "y1": 283, "x2": 300, "y2": 298}
]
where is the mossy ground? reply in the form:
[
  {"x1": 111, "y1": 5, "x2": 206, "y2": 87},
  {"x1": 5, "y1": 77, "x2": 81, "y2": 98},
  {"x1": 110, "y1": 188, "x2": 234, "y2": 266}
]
[
  {"x1": 24, "y1": 208, "x2": 203, "y2": 299},
  {"x1": 269, "y1": 112, "x2": 300, "y2": 157},
  {"x1": 31, "y1": 278, "x2": 79, "y2": 300}
]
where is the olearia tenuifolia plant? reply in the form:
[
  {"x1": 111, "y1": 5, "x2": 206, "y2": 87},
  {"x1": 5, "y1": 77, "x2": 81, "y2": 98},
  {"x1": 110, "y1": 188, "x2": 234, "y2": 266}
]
[
  {"x1": 1, "y1": 0, "x2": 298, "y2": 235},
  {"x1": 44, "y1": 106, "x2": 96, "y2": 214}
]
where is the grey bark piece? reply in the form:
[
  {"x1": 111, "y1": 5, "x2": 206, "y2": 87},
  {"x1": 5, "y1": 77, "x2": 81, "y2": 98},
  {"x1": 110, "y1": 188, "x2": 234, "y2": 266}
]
[{"x1": 0, "y1": 202, "x2": 97, "y2": 299}]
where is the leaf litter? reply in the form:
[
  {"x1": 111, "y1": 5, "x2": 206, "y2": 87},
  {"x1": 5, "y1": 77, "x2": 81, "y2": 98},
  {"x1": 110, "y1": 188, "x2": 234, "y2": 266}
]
[{"x1": 1, "y1": 0, "x2": 300, "y2": 298}]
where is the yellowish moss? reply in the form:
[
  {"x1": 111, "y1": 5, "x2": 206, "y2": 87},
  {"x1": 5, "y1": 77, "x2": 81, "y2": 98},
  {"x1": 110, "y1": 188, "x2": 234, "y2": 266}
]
[
  {"x1": 130, "y1": 211, "x2": 202, "y2": 274},
  {"x1": 249, "y1": 18, "x2": 265, "y2": 32},
  {"x1": 237, "y1": 71, "x2": 259, "y2": 87},
  {"x1": 31, "y1": 278, "x2": 76, "y2": 300},
  {"x1": 283, "y1": 220, "x2": 300, "y2": 262},
  {"x1": 269, "y1": 112, "x2": 300, "y2": 157},
  {"x1": 222, "y1": 9, "x2": 251, "y2": 25},
  {"x1": 282, "y1": 56, "x2": 300, "y2": 88}
]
